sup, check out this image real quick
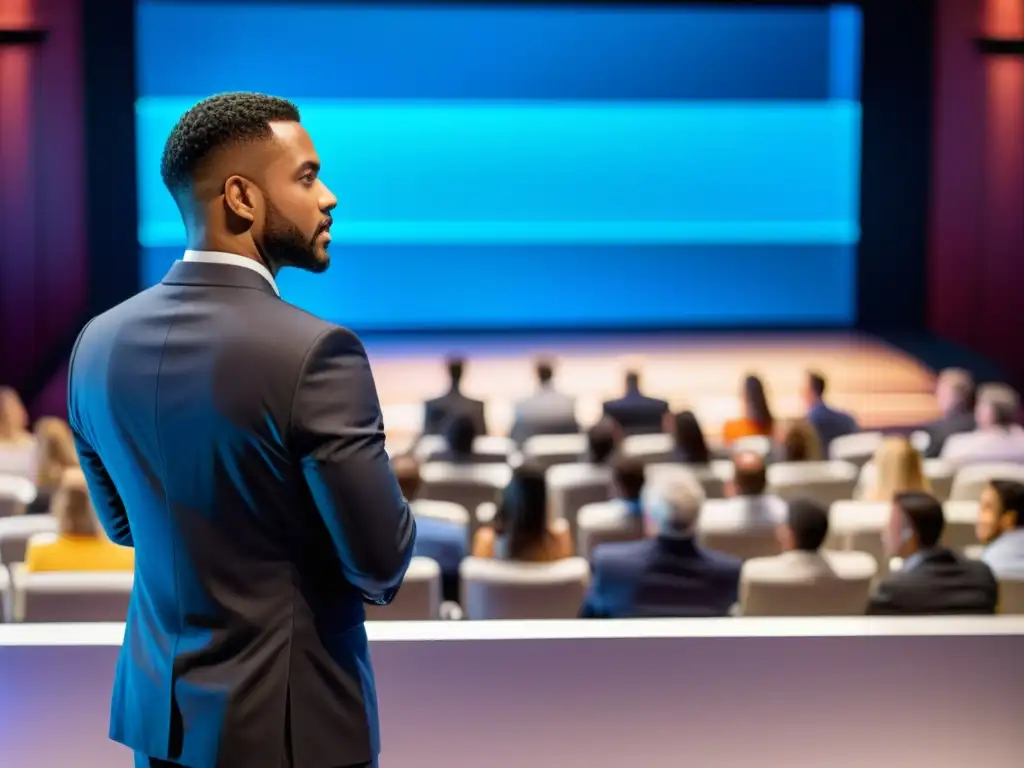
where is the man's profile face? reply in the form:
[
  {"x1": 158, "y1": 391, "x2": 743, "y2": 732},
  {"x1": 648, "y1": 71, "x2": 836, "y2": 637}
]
[{"x1": 256, "y1": 121, "x2": 338, "y2": 273}]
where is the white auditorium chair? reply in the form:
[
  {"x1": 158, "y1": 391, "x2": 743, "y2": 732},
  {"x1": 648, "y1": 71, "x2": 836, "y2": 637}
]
[
  {"x1": 546, "y1": 463, "x2": 613, "y2": 540},
  {"x1": 767, "y1": 461, "x2": 859, "y2": 507},
  {"x1": 855, "y1": 459, "x2": 955, "y2": 501},
  {"x1": 0, "y1": 475, "x2": 37, "y2": 518},
  {"x1": 364, "y1": 557, "x2": 443, "y2": 621},
  {"x1": 942, "y1": 500, "x2": 981, "y2": 550},
  {"x1": 0, "y1": 514, "x2": 57, "y2": 565},
  {"x1": 418, "y1": 463, "x2": 511, "y2": 542},
  {"x1": 645, "y1": 461, "x2": 733, "y2": 499},
  {"x1": 697, "y1": 501, "x2": 781, "y2": 561},
  {"x1": 0, "y1": 566, "x2": 9, "y2": 622},
  {"x1": 576, "y1": 500, "x2": 646, "y2": 558},
  {"x1": 414, "y1": 435, "x2": 515, "y2": 463},
  {"x1": 521, "y1": 433, "x2": 587, "y2": 470},
  {"x1": 12, "y1": 565, "x2": 133, "y2": 622},
  {"x1": 739, "y1": 551, "x2": 876, "y2": 616},
  {"x1": 458, "y1": 557, "x2": 590, "y2": 620},
  {"x1": 410, "y1": 499, "x2": 470, "y2": 526},
  {"x1": 826, "y1": 500, "x2": 890, "y2": 569},
  {"x1": 949, "y1": 463, "x2": 1024, "y2": 501},
  {"x1": 910, "y1": 430, "x2": 931, "y2": 454},
  {"x1": 0, "y1": 441, "x2": 37, "y2": 483},
  {"x1": 621, "y1": 433, "x2": 675, "y2": 464},
  {"x1": 998, "y1": 578, "x2": 1024, "y2": 614},
  {"x1": 731, "y1": 435, "x2": 773, "y2": 457},
  {"x1": 829, "y1": 431, "x2": 885, "y2": 467}
]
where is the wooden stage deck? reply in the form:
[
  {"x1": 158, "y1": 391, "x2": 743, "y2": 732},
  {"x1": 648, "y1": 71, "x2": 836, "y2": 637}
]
[{"x1": 362, "y1": 332, "x2": 941, "y2": 451}]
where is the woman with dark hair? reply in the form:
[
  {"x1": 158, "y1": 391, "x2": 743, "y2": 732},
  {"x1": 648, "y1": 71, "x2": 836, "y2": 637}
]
[
  {"x1": 722, "y1": 374, "x2": 775, "y2": 445},
  {"x1": 471, "y1": 462, "x2": 572, "y2": 561},
  {"x1": 669, "y1": 410, "x2": 711, "y2": 464}
]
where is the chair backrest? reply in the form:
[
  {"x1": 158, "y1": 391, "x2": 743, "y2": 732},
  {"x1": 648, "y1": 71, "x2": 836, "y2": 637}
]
[
  {"x1": 621, "y1": 433, "x2": 675, "y2": 464},
  {"x1": 0, "y1": 475, "x2": 37, "y2": 518},
  {"x1": 646, "y1": 461, "x2": 733, "y2": 499},
  {"x1": 410, "y1": 499, "x2": 470, "y2": 526},
  {"x1": 521, "y1": 433, "x2": 588, "y2": 470},
  {"x1": 699, "y1": 526, "x2": 781, "y2": 561},
  {"x1": 364, "y1": 557, "x2": 442, "y2": 622},
  {"x1": 0, "y1": 514, "x2": 57, "y2": 565},
  {"x1": 414, "y1": 435, "x2": 514, "y2": 462},
  {"x1": 731, "y1": 435, "x2": 773, "y2": 457},
  {"x1": 826, "y1": 500, "x2": 890, "y2": 567},
  {"x1": 0, "y1": 442, "x2": 37, "y2": 482},
  {"x1": 829, "y1": 431, "x2": 885, "y2": 466},
  {"x1": 767, "y1": 461, "x2": 859, "y2": 507},
  {"x1": 942, "y1": 500, "x2": 980, "y2": 551},
  {"x1": 998, "y1": 578, "x2": 1024, "y2": 615},
  {"x1": 949, "y1": 463, "x2": 1024, "y2": 501},
  {"x1": 575, "y1": 501, "x2": 645, "y2": 557},
  {"x1": 419, "y1": 463, "x2": 511, "y2": 541},
  {"x1": 855, "y1": 459, "x2": 954, "y2": 501},
  {"x1": 546, "y1": 464, "x2": 613, "y2": 539},
  {"x1": 14, "y1": 567, "x2": 133, "y2": 622},
  {"x1": 909, "y1": 430, "x2": 931, "y2": 454},
  {"x1": 0, "y1": 566, "x2": 9, "y2": 622},
  {"x1": 459, "y1": 557, "x2": 590, "y2": 619},
  {"x1": 740, "y1": 552, "x2": 876, "y2": 616}
]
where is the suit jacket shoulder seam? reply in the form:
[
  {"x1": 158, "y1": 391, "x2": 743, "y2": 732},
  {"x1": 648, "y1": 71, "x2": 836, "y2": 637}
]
[{"x1": 286, "y1": 327, "x2": 338, "y2": 448}]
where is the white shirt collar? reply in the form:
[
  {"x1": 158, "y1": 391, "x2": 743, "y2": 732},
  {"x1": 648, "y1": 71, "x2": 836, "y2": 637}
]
[{"x1": 183, "y1": 250, "x2": 280, "y2": 297}]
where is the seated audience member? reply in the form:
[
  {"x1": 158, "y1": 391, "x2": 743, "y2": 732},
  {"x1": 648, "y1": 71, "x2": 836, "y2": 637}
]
[
  {"x1": 25, "y1": 469, "x2": 134, "y2": 572},
  {"x1": 0, "y1": 386, "x2": 32, "y2": 445},
  {"x1": 922, "y1": 368, "x2": 976, "y2": 458},
  {"x1": 579, "y1": 474, "x2": 742, "y2": 618},
  {"x1": 472, "y1": 462, "x2": 573, "y2": 561},
  {"x1": 27, "y1": 417, "x2": 80, "y2": 515},
  {"x1": 722, "y1": 374, "x2": 774, "y2": 445},
  {"x1": 776, "y1": 419, "x2": 823, "y2": 462},
  {"x1": 601, "y1": 370, "x2": 669, "y2": 435},
  {"x1": 804, "y1": 371, "x2": 858, "y2": 452},
  {"x1": 977, "y1": 479, "x2": 1024, "y2": 580},
  {"x1": 861, "y1": 436, "x2": 930, "y2": 502},
  {"x1": 423, "y1": 356, "x2": 487, "y2": 437},
  {"x1": 664, "y1": 410, "x2": 711, "y2": 465},
  {"x1": 429, "y1": 413, "x2": 504, "y2": 464},
  {"x1": 510, "y1": 358, "x2": 579, "y2": 445},
  {"x1": 393, "y1": 454, "x2": 463, "y2": 602},
  {"x1": 584, "y1": 417, "x2": 621, "y2": 465},
  {"x1": 721, "y1": 450, "x2": 787, "y2": 527},
  {"x1": 941, "y1": 383, "x2": 1024, "y2": 467},
  {"x1": 742, "y1": 498, "x2": 842, "y2": 581},
  {"x1": 867, "y1": 491, "x2": 998, "y2": 615},
  {"x1": 576, "y1": 455, "x2": 648, "y2": 547}
]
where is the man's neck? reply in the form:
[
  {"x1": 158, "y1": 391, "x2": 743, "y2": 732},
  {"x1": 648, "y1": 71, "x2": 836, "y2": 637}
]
[{"x1": 189, "y1": 238, "x2": 276, "y2": 276}]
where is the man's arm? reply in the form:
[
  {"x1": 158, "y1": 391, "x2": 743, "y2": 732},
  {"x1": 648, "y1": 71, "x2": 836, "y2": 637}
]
[
  {"x1": 291, "y1": 327, "x2": 416, "y2": 605},
  {"x1": 865, "y1": 579, "x2": 902, "y2": 616}
]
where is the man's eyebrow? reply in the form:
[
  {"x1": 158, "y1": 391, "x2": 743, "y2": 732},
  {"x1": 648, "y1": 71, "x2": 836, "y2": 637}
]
[{"x1": 297, "y1": 160, "x2": 321, "y2": 174}]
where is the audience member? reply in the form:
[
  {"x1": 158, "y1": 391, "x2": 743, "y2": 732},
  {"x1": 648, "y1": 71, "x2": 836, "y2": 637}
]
[
  {"x1": 742, "y1": 499, "x2": 838, "y2": 582},
  {"x1": 721, "y1": 450, "x2": 787, "y2": 526},
  {"x1": 27, "y1": 417, "x2": 80, "y2": 515},
  {"x1": 867, "y1": 491, "x2": 998, "y2": 615},
  {"x1": 429, "y1": 413, "x2": 492, "y2": 464},
  {"x1": 722, "y1": 374, "x2": 774, "y2": 444},
  {"x1": 861, "y1": 436, "x2": 930, "y2": 502},
  {"x1": 576, "y1": 455, "x2": 648, "y2": 549},
  {"x1": 472, "y1": 462, "x2": 572, "y2": 561},
  {"x1": 922, "y1": 368, "x2": 976, "y2": 458},
  {"x1": 664, "y1": 410, "x2": 711, "y2": 465},
  {"x1": 601, "y1": 370, "x2": 669, "y2": 435},
  {"x1": 510, "y1": 358, "x2": 579, "y2": 444},
  {"x1": 803, "y1": 371, "x2": 858, "y2": 451},
  {"x1": 579, "y1": 474, "x2": 741, "y2": 618},
  {"x1": 25, "y1": 469, "x2": 134, "y2": 572},
  {"x1": 977, "y1": 479, "x2": 1024, "y2": 580},
  {"x1": 0, "y1": 386, "x2": 32, "y2": 445},
  {"x1": 776, "y1": 419, "x2": 823, "y2": 462},
  {"x1": 422, "y1": 356, "x2": 487, "y2": 437},
  {"x1": 941, "y1": 383, "x2": 1024, "y2": 467},
  {"x1": 585, "y1": 417, "x2": 621, "y2": 465}
]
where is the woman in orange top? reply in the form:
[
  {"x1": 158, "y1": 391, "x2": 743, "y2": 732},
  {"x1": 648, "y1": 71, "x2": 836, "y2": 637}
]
[
  {"x1": 721, "y1": 374, "x2": 775, "y2": 445},
  {"x1": 472, "y1": 462, "x2": 572, "y2": 561},
  {"x1": 25, "y1": 468, "x2": 134, "y2": 572}
]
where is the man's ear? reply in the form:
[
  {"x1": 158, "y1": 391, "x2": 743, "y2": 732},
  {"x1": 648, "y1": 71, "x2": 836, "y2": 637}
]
[{"x1": 224, "y1": 175, "x2": 259, "y2": 223}]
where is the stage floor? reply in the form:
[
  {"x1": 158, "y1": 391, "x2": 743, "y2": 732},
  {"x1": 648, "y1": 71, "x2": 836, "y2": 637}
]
[{"x1": 363, "y1": 332, "x2": 941, "y2": 451}]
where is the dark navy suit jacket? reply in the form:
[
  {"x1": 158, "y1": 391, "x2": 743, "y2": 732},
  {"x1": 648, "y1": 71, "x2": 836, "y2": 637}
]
[
  {"x1": 807, "y1": 402, "x2": 859, "y2": 451},
  {"x1": 601, "y1": 390, "x2": 670, "y2": 435},
  {"x1": 579, "y1": 536, "x2": 742, "y2": 618},
  {"x1": 422, "y1": 390, "x2": 487, "y2": 436},
  {"x1": 67, "y1": 259, "x2": 416, "y2": 768}
]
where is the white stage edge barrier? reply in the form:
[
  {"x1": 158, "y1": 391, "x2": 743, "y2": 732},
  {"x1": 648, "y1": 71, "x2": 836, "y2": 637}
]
[{"x1": 1, "y1": 618, "x2": 1022, "y2": 767}]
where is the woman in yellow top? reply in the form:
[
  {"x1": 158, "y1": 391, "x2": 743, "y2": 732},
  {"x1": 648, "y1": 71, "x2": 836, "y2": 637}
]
[
  {"x1": 25, "y1": 468, "x2": 134, "y2": 572},
  {"x1": 721, "y1": 374, "x2": 775, "y2": 445}
]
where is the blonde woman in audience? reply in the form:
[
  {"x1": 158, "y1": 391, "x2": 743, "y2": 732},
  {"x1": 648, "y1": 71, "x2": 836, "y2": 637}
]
[
  {"x1": 25, "y1": 468, "x2": 134, "y2": 572},
  {"x1": 777, "y1": 419, "x2": 823, "y2": 462},
  {"x1": 27, "y1": 417, "x2": 81, "y2": 515},
  {"x1": 861, "y1": 436, "x2": 930, "y2": 501},
  {"x1": 0, "y1": 386, "x2": 32, "y2": 444},
  {"x1": 472, "y1": 461, "x2": 573, "y2": 561}
]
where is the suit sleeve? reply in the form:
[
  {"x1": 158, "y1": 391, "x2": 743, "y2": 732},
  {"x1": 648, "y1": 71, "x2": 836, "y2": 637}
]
[
  {"x1": 291, "y1": 327, "x2": 416, "y2": 605},
  {"x1": 865, "y1": 579, "x2": 901, "y2": 615}
]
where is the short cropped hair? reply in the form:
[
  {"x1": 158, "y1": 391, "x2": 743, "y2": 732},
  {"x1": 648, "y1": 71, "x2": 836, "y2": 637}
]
[
  {"x1": 895, "y1": 491, "x2": 945, "y2": 548},
  {"x1": 787, "y1": 499, "x2": 829, "y2": 551},
  {"x1": 807, "y1": 371, "x2": 827, "y2": 398},
  {"x1": 978, "y1": 383, "x2": 1019, "y2": 427},
  {"x1": 612, "y1": 455, "x2": 645, "y2": 501},
  {"x1": 160, "y1": 92, "x2": 300, "y2": 198}
]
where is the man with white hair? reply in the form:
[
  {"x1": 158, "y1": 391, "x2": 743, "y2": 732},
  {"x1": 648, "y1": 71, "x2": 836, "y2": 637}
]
[
  {"x1": 940, "y1": 383, "x2": 1024, "y2": 467},
  {"x1": 922, "y1": 368, "x2": 976, "y2": 457},
  {"x1": 579, "y1": 472, "x2": 742, "y2": 618}
]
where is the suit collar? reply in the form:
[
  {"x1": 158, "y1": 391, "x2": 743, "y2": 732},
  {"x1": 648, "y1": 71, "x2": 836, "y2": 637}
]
[{"x1": 162, "y1": 258, "x2": 280, "y2": 297}]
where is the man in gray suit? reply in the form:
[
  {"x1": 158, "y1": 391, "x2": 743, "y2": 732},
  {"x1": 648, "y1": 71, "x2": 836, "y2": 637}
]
[
  {"x1": 510, "y1": 359, "x2": 579, "y2": 445},
  {"x1": 67, "y1": 93, "x2": 415, "y2": 768}
]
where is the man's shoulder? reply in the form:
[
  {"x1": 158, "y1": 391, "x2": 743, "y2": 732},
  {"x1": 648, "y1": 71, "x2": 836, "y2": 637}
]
[{"x1": 593, "y1": 538, "x2": 653, "y2": 571}]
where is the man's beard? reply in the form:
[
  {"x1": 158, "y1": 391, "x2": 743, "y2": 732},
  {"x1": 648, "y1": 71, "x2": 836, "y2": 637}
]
[{"x1": 259, "y1": 198, "x2": 329, "y2": 274}]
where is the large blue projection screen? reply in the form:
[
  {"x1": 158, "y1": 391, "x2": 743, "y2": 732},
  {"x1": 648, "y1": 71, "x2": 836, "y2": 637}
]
[{"x1": 135, "y1": 3, "x2": 862, "y2": 329}]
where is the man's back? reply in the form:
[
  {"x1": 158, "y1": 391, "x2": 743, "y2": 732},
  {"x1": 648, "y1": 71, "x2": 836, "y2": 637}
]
[
  {"x1": 866, "y1": 548, "x2": 998, "y2": 615},
  {"x1": 922, "y1": 409, "x2": 976, "y2": 458},
  {"x1": 807, "y1": 402, "x2": 858, "y2": 451},
  {"x1": 69, "y1": 261, "x2": 415, "y2": 767},
  {"x1": 511, "y1": 387, "x2": 579, "y2": 444},
  {"x1": 601, "y1": 392, "x2": 669, "y2": 435},
  {"x1": 423, "y1": 391, "x2": 487, "y2": 436}
]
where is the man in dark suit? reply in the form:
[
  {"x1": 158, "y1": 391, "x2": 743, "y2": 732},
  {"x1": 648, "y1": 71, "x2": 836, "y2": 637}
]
[
  {"x1": 422, "y1": 356, "x2": 487, "y2": 437},
  {"x1": 601, "y1": 370, "x2": 669, "y2": 435},
  {"x1": 68, "y1": 93, "x2": 416, "y2": 768},
  {"x1": 580, "y1": 473, "x2": 741, "y2": 618},
  {"x1": 867, "y1": 491, "x2": 997, "y2": 615},
  {"x1": 921, "y1": 367, "x2": 976, "y2": 458},
  {"x1": 804, "y1": 371, "x2": 858, "y2": 452}
]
